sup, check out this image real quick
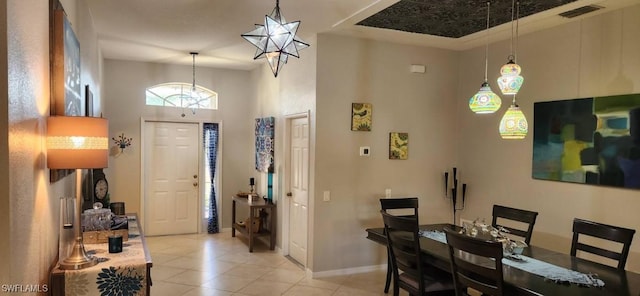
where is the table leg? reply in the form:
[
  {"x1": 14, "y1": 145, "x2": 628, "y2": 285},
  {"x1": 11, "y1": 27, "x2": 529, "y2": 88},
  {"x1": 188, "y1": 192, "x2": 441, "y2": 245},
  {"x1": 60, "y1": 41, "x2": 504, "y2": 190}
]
[
  {"x1": 232, "y1": 200, "x2": 236, "y2": 237},
  {"x1": 270, "y1": 206, "x2": 276, "y2": 250},
  {"x1": 249, "y1": 207, "x2": 255, "y2": 252}
]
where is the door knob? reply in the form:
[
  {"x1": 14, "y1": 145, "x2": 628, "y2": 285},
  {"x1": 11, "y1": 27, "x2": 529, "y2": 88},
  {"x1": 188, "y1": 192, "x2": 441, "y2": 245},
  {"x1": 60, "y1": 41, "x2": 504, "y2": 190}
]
[
  {"x1": 193, "y1": 182, "x2": 198, "y2": 187},
  {"x1": 193, "y1": 175, "x2": 197, "y2": 179},
  {"x1": 286, "y1": 192, "x2": 292, "y2": 197}
]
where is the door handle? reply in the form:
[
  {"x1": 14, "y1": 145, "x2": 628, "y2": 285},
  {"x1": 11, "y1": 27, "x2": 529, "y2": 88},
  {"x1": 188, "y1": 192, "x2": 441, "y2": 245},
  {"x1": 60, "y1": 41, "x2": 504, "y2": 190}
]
[
  {"x1": 286, "y1": 192, "x2": 292, "y2": 197},
  {"x1": 193, "y1": 182, "x2": 198, "y2": 187},
  {"x1": 193, "y1": 175, "x2": 198, "y2": 179}
]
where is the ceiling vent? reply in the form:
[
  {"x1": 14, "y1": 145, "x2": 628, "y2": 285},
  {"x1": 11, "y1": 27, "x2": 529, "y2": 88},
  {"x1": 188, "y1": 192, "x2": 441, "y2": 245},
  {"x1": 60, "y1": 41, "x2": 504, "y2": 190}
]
[{"x1": 559, "y1": 5, "x2": 604, "y2": 18}]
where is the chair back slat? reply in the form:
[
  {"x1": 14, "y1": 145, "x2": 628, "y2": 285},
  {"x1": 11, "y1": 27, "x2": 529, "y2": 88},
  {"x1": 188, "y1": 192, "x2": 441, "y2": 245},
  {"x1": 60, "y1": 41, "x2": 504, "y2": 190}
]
[
  {"x1": 571, "y1": 218, "x2": 635, "y2": 270},
  {"x1": 445, "y1": 228, "x2": 505, "y2": 296},
  {"x1": 492, "y1": 205, "x2": 538, "y2": 245},
  {"x1": 380, "y1": 197, "x2": 419, "y2": 217}
]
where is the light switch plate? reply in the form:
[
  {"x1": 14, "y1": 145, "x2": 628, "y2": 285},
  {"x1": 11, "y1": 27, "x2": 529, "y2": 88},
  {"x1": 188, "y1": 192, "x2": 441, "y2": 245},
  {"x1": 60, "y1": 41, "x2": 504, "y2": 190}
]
[{"x1": 323, "y1": 191, "x2": 331, "y2": 201}]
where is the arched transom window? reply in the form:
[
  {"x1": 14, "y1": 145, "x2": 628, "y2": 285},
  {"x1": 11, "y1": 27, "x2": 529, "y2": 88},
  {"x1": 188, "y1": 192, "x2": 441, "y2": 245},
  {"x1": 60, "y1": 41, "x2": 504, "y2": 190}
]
[{"x1": 146, "y1": 82, "x2": 218, "y2": 110}]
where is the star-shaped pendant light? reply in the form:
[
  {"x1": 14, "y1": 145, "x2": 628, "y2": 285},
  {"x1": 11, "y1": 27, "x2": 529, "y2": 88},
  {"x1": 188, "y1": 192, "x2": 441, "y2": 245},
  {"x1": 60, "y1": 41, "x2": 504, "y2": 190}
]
[{"x1": 241, "y1": 0, "x2": 310, "y2": 77}]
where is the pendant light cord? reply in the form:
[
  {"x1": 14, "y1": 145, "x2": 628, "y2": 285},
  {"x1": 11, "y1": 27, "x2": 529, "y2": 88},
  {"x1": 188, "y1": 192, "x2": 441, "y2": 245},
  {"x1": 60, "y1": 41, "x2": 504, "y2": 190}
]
[
  {"x1": 515, "y1": 1, "x2": 520, "y2": 63},
  {"x1": 484, "y1": 1, "x2": 491, "y2": 82},
  {"x1": 509, "y1": 0, "x2": 515, "y2": 57},
  {"x1": 191, "y1": 52, "x2": 197, "y2": 90}
]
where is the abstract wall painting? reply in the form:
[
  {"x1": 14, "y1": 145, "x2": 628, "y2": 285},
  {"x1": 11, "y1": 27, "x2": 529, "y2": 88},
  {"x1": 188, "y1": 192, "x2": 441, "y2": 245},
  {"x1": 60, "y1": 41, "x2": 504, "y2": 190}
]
[
  {"x1": 532, "y1": 93, "x2": 640, "y2": 189},
  {"x1": 255, "y1": 117, "x2": 275, "y2": 173},
  {"x1": 351, "y1": 103, "x2": 372, "y2": 131},
  {"x1": 389, "y1": 132, "x2": 408, "y2": 160}
]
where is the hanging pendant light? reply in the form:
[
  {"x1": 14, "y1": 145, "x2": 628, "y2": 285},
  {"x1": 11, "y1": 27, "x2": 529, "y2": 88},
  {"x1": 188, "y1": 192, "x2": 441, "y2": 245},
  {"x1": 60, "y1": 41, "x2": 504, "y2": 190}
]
[
  {"x1": 241, "y1": 0, "x2": 310, "y2": 77},
  {"x1": 183, "y1": 52, "x2": 200, "y2": 115},
  {"x1": 499, "y1": 95, "x2": 528, "y2": 139},
  {"x1": 497, "y1": 0, "x2": 524, "y2": 95},
  {"x1": 469, "y1": 2, "x2": 501, "y2": 114}
]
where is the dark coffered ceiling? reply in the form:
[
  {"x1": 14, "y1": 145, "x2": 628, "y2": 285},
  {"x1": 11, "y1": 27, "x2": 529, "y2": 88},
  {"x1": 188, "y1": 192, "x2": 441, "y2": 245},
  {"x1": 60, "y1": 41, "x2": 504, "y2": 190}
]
[{"x1": 357, "y1": 0, "x2": 579, "y2": 38}]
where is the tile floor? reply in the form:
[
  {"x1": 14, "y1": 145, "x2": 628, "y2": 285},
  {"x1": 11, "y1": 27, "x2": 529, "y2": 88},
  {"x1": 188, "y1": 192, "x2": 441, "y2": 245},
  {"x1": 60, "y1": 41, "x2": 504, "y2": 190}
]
[{"x1": 147, "y1": 231, "x2": 410, "y2": 296}]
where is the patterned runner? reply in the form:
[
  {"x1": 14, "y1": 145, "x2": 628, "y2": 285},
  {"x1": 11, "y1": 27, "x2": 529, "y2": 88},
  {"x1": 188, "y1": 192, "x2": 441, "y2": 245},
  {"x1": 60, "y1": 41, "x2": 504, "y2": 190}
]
[
  {"x1": 419, "y1": 230, "x2": 605, "y2": 288},
  {"x1": 64, "y1": 217, "x2": 148, "y2": 296}
]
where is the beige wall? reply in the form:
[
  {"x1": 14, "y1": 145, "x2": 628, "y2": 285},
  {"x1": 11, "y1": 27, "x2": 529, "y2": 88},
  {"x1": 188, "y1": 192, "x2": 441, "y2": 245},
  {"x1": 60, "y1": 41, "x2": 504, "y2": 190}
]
[
  {"x1": 4, "y1": 0, "x2": 103, "y2": 287},
  {"x1": 251, "y1": 35, "x2": 318, "y2": 267},
  {"x1": 0, "y1": 0, "x2": 9, "y2": 285},
  {"x1": 103, "y1": 60, "x2": 254, "y2": 230},
  {"x1": 456, "y1": 5, "x2": 640, "y2": 272},
  {"x1": 313, "y1": 34, "x2": 461, "y2": 273}
]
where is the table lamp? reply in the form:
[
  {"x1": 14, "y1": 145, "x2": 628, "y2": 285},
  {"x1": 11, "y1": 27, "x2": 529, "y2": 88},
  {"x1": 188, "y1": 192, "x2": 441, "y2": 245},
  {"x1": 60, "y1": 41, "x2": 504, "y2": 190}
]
[{"x1": 47, "y1": 116, "x2": 108, "y2": 270}]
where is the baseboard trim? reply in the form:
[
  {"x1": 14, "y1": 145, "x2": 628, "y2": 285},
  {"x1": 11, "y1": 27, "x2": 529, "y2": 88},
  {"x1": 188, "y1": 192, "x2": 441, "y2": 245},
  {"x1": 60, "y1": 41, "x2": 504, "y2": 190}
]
[{"x1": 311, "y1": 264, "x2": 386, "y2": 278}]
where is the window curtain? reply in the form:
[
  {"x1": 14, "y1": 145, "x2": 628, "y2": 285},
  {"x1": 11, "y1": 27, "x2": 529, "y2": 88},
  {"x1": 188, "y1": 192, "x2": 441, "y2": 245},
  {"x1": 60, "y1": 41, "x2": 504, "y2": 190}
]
[{"x1": 204, "y1": 123, "x2": 219, "y2": 233}]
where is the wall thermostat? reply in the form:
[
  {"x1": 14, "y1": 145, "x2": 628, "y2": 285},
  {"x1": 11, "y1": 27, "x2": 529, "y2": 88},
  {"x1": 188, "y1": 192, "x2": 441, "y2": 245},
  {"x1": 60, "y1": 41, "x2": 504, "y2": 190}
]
[{"x1": 359, "y1": 146, "x2": 370, "y2": 156}]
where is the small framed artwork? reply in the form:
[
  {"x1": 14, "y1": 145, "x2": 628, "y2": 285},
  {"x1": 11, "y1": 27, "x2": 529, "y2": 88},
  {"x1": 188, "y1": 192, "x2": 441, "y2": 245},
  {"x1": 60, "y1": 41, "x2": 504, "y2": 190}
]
[
  {"x1": 351, "y1": 103, "x2": 372, "y2": 131},
  {"x1": 389, "y1": 132, "x2": 408, "y2": 160}
]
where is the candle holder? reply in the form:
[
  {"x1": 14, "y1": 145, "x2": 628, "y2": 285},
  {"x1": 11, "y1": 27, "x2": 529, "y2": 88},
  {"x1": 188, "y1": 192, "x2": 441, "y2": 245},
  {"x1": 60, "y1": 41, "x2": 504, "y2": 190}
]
[
  {"x1": 249, "y1": 177, "x2": 255, "y2": 195},
  {"x1": 444, "y1": 167, "x2": 467, "y2": 225}
]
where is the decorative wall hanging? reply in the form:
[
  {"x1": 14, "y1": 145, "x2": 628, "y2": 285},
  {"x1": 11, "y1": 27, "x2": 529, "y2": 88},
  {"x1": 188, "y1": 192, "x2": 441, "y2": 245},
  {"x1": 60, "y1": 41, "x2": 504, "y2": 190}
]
[
  {"x1": 50, "y1": 5, "x2": 81, "y2": 183},
  {"x1": 112, "y1": 133, "x2": 133, "y2": 152},
  {"x1": 533, "y1": 93, "x2": 640, "y2": 189},
  {"x1": 389, "y1": 132, "x2": 408, "y2": 160},
  {"x1": 255, "y1": 117, "x2": 275, "y2": 173},
  {"x1": 351, "y1": 103, "x2": 372, "y2": 131}
]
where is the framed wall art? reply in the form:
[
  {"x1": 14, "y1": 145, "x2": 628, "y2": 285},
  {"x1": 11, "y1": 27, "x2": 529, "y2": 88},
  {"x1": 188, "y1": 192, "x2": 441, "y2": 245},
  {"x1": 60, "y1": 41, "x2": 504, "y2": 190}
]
[
  {"x1": 389, "y1": 132, "x2": 408, "y2": 160},
  {"x1": 533, "y1": 93, "x2": 640, "y2": 189},
  {"x1": 255, "y1": 117, "x2": 275, "y2": 173},
  {"x1": 351, "y1": 103, "x2": 372, "y2": 131},
  {"x1": 49, "y1": 4, "x2": 81, "y2": 183}
]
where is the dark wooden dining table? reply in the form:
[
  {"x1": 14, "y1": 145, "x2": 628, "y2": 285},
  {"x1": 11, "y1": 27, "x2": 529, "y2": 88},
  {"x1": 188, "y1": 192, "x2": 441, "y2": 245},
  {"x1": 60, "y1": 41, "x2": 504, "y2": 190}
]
[{"x1": 366, "y1": 223, "x2": 640, "y2": 296}]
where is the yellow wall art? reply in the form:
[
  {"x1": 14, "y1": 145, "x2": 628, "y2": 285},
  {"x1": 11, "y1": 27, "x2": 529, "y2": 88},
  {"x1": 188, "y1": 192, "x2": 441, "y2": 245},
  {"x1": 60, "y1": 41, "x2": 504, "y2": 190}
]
[
  {"x1": 351, "y1": 103, "x2": 372, "y2": 131},
  {"x1": 389, "y1": 132, "x2": 408, "y2": 160}
]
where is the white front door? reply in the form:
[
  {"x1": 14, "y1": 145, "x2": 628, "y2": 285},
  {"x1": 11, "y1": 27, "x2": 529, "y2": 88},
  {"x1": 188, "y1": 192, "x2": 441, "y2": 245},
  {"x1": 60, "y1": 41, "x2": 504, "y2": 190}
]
[
  {"x1": 144, "y1": 121, "x2": 199, "y2": 236},
  {"x1": 288, "y1": 116, "x2": 309, "y2": 266}
]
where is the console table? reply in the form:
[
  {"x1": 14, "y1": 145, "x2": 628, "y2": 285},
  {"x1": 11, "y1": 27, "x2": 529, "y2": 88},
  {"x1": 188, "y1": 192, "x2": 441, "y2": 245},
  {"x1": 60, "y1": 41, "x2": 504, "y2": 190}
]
[
  {"x1": 231, "y1": 195, "x2": 276, "y2": 252},
  {"x1": 49, "y1": 214, "x2": 152, "y2": 296}
]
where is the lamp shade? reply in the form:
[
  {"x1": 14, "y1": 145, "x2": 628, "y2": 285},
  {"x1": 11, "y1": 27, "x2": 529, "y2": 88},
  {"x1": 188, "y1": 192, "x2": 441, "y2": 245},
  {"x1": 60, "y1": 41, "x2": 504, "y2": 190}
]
[
  {"x1": 497, "y1": 59, "x2": 524, "y2": 95},
  {"x1": 469, "y1": 82, "x2": 502, "y2": 114},
  {"x1": 47, "y1": 116, "x2": 109, "y2": 169},
  {"x1": 499, "y1": 104, "x2": 528, "y2": 139}
]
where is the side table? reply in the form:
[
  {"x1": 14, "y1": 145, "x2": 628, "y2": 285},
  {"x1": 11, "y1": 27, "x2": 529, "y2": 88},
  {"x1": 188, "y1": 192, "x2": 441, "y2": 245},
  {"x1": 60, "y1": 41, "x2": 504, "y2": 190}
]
[{"x1": 231, "y1": 195, "x2": 276, "y2": 252}]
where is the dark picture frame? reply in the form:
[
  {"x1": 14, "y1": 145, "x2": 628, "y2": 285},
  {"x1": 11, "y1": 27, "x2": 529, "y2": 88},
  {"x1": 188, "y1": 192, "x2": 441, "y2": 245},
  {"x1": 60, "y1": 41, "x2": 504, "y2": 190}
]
[{"x1": 49, "y1": 2, "x2": 81, "y2": 183}]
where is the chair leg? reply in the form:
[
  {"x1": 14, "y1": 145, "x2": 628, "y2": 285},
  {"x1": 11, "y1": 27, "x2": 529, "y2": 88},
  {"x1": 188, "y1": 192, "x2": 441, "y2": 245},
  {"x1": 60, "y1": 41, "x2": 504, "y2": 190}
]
[{"x1": 384, "y1": 250, "x2": 392, "y2": 293}]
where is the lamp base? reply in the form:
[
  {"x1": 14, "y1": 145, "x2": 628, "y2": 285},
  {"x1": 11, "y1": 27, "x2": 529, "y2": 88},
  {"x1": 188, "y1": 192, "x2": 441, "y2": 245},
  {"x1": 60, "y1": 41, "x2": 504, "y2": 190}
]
[{"x1": 59, "y1": 236, "x2": 97, "y2": 270}]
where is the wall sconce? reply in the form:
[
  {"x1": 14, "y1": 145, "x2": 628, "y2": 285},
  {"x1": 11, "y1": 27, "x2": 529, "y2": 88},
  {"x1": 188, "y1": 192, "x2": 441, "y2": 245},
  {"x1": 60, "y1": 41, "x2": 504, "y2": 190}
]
[{"x1": 112, "y1": 133, "x2": 132, "y2": 152}]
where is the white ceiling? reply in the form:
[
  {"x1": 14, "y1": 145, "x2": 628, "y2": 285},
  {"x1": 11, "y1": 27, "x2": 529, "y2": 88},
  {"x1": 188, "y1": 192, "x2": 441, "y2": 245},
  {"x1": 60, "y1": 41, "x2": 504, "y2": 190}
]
[{"x1": 86, "y1": 0, "x2": 639, "y2": 71}]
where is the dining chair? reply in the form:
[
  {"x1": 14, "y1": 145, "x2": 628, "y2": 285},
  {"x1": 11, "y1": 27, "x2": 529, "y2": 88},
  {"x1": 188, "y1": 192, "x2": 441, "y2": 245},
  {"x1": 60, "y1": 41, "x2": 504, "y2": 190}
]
[
  {"x1": 571, "y1": 218, "x2": 636, "y2": 270},
  {"x1": 444, "y1": 228, "x2": 505, "y2": 296},
  {"x1": 491, "y1": 204, "x2": 539, "y2": 245},
  {"x1": 381, "y1": 211, "x2": 455, "y2": 296},
  {"x1": 379, "y1": 197, "x2": 419, "y2": 293}
]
